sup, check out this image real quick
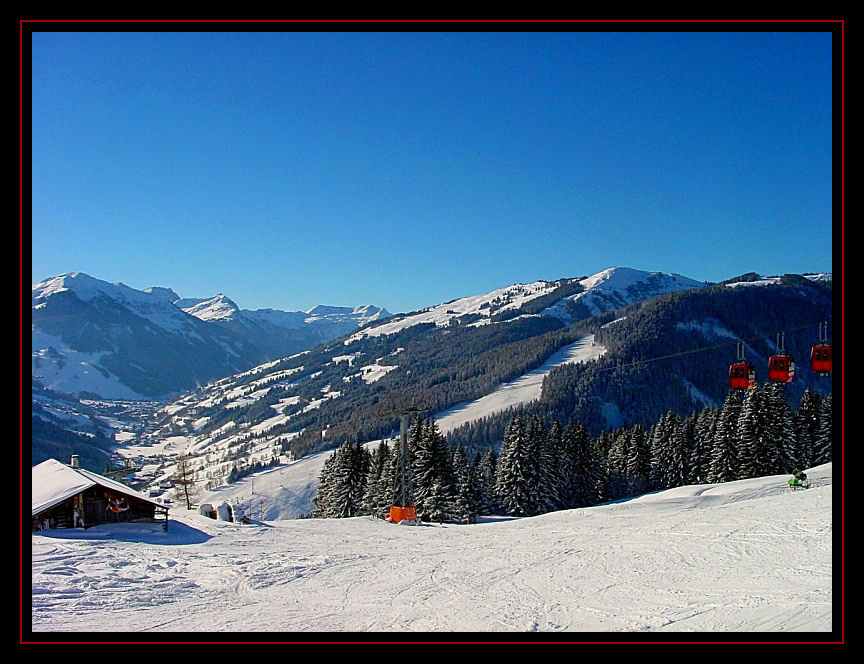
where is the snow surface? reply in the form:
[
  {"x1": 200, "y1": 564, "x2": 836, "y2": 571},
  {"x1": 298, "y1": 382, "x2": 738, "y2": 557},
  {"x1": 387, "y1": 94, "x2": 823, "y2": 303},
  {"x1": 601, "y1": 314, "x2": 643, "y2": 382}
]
[
  {"x1": 436, "y1": 335, "x2": 606, "y2": 435},
  {"x1": 31, "y1": 331, "x2": 150, "y2": 401},
  {"x1": 30, "y1": 463, "x2": 834, "y2": 634},
  {"x1": 179, "y1": 294, "x2": 240, "y2": 321},
  {"x1": 541, "y1": 267, "x2": 707, "y2": 321},
  {"x1": 343, "y1": 280, "x2": 561, "y2": 343}
]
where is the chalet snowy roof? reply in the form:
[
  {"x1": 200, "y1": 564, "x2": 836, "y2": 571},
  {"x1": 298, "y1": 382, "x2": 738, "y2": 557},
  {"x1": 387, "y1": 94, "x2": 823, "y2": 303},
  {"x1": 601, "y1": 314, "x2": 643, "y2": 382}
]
[{"x1": 32, "y1": 459, "x2": 167, "y2": 516}]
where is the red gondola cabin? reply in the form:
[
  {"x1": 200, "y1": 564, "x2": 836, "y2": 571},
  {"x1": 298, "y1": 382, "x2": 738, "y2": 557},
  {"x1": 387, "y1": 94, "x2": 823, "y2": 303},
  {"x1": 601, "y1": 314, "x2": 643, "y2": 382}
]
[
  {"x1": 729, "y1": 362, "x2": 757, "y2": 390},
  {"x1": 768, "y1": 354, "x2": 796, "y2": 383},
  {"x1": 810, "y1": 344, "x2": 832, "y2": 374}
]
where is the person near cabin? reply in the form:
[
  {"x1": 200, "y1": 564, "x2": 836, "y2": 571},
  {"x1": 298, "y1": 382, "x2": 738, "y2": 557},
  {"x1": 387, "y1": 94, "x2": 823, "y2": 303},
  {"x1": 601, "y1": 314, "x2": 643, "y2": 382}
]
[{"x1": 106, "y1": 495, "x2": 130, "y2": 514}]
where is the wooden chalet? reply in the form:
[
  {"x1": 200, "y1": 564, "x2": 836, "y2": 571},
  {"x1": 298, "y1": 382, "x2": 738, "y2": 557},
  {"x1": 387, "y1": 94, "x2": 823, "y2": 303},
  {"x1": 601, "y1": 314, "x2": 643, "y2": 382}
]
[{"x1": 32, "y1": 456, "x2": 169, "y2": 531}]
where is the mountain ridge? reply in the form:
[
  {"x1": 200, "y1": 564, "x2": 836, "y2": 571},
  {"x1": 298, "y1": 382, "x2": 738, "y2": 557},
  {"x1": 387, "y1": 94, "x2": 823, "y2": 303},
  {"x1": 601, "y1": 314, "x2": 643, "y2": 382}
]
[{"x1": 31, "y1": 272, "x2": 392, "y2": 400}]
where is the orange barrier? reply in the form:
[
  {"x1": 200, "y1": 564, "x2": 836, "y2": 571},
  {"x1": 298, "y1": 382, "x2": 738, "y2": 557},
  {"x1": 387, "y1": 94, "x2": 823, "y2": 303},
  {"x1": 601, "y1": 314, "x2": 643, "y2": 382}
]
[{"x1": 388, "y1": 506, "x2": 417, "y2": 523}]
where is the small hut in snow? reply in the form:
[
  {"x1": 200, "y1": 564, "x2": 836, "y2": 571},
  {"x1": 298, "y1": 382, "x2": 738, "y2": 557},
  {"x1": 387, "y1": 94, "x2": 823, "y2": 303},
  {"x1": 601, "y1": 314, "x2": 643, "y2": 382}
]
[{"x1": 32, "y1": 456, "x2": 169, "y2": 531}]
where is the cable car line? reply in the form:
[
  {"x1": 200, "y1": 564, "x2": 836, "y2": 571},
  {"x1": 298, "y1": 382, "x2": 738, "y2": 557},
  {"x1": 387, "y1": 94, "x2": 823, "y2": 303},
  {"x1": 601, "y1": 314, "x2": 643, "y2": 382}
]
[{"x1": 571, "y1": 320, "x2": 831, "y2": 379}]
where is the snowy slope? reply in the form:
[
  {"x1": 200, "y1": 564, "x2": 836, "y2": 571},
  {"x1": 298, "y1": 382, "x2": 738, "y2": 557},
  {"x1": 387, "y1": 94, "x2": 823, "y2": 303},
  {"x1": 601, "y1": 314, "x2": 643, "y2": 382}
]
[
  {"x1": 343, "y1": 280, "x2": 563, "y2": 343},
  {"x1": 30, "y1": 463, "x2": 834, "y2": 634},
  {"x1": 186, "y1": 334, "x2": 606, "y2": 519},
  {"x1": 344, "y1": 267, "x2": 707, "y2": 343},
  {"x1": 542, "y1": 267, "x2": 706, "y2": 321},
  {"x1": 435, "y1": 335, "x2": 606, "y2": 435},
  {"x1": 32, "y1": 273, "x2": 392, "y2": 399}
]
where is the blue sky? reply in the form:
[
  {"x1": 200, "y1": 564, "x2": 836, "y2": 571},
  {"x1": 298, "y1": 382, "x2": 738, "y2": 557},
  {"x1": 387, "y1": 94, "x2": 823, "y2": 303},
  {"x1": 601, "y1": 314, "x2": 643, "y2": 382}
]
[{"x1": 30, "y1": 30, "x2": 834, "y2": 314}]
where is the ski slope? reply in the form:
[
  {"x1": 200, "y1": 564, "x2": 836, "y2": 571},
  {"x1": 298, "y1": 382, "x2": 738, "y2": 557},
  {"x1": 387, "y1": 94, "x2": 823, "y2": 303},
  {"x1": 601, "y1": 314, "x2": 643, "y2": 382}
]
[
  {"x1": 29, "y1": 463, "x2": 834, "y2": 635},
  {"x1": 191, "y1": 335, "x2": 606, "y2": 520},
  {"x1": 435, "y1": 335, "x2": 606, "y2": 435}
]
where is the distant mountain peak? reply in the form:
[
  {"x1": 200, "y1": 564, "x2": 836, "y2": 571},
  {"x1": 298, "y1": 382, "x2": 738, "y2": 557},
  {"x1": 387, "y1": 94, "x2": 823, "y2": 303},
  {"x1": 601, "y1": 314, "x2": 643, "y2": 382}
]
[
  {"x1": 179, "y1": 294, "x2": 241, "y2": 321},
  {"x1": 142, "y1": 286, "x2": 181, "y2": 303}
]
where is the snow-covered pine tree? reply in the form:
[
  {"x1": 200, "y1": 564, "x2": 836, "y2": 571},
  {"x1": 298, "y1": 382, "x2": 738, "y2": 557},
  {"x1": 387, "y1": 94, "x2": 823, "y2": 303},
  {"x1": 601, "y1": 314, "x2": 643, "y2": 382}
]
[
  {"x1": 495, "y1": 414, "x2": 538, "y2": 516},
  {"x1": 624, "y1": 424, "x2": 651, "y2": 497},
  {"x1": 412, "y1": 418, "x2": 453, "y2": 521},
  {"x1": 451, "y1": 444, "x2": 480, "y2": 524},
  {"x1": 605, "y1": 428, "x2": 632, "y2": 501},
  {"x1": 527, "y1": 414, "x2": 557, "y2": 514},
  {"x1": 474, "y1": 447, "x2": 498, "y2": 515},
  {"x1": 737, "y1": 385, "x2": 767, "y2": 480},
  {"x1": 425, "y1": 477, "x2": 450, "y2": 524},
  {"x1": 311, "y1": 450, "x2": 338, "y2": 518},
  {"x1": 649, "y1": 411, "x2": 683, "y2": 490},
  {"x1": 762, "y1": 383, "x2": 797, "y2": 474},
  {"x1": 362, "y1": 441, "x2": 393, "y2": 518},
  {"x1": 566, "y1": 420, "x2": 602, "y2": 508},
  {"x1": 412, "y1": 421, "x2": 437, "y2": 519},
  {"x1": 690, "y1": 407, "x2": 718, "y2": 484},
  {"x1": 813, "y1": 393, "x2": 832, "y2": 465},
  {"x1": 327, "y1": 440, "x2": 368, "y2": 518},
  {"x1": 710, "y1": 391, "x2": 741, "y2": 483},
  {"x1": 796, "y1": 390, "x2": 822, "y2": 470}
]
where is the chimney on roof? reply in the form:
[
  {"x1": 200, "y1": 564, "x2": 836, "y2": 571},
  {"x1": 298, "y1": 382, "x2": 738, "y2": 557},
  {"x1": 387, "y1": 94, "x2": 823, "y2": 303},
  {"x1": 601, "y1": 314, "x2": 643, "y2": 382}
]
[{"x1": 70, "y1": 455, "x2": 80, "y2": 468}]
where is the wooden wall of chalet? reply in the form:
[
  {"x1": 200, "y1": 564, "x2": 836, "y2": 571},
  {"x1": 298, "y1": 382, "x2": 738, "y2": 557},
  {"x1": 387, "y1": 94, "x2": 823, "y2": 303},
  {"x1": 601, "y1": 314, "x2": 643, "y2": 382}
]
[{"x1": 33, "y1": 485, "x2": 162, "y2": 531}]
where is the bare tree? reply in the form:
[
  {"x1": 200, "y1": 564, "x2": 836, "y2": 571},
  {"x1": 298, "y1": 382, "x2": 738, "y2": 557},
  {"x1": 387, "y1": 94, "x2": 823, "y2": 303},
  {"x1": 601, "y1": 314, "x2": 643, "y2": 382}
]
[{"x1": 172, "y1": 453, "x2": 201, "y2": 510}]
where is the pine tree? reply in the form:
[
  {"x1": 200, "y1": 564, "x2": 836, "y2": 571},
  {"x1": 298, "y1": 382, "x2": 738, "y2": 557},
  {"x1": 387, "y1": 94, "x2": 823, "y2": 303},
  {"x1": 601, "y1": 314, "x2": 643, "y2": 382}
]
[
  {"x1": 625, "y1": 424, "x2": 651, "y2": 496},
  {"x1": 711, "y1": 391, "x2": 741, "y2": 483},
  {"x1": 547, "y1": 421, "x2": 571, "y2": 509},
  {"x1": 605, "y1": 428, "x2": 632, "y2": 500},
  {"x1": 737, "y1": 386, "x2": 766, "y2": 480},
  {"x1": 527, "y1": 414, "x2": 557, "y2": 514},
  {"x1": 690, "y1": 408, "x2": 718, "y2": 484},
  {"x1": 312, "y1": 451, "x2": 338, "y2": 518},
  {"x1": 813, "y1": 393, "x2": 832, "y2": 465},
  {"x1": 327, "y1": 440, "x2": 368, "y2": 518},
  {"x1": 567, "y1": 420, "x2": 602, "y2": 508},
  {"x1": 594, "y1": 430, "x2": 614, "y2": 502},
  {"x1": 495, "y1": 415, "x2": 538, "y2": 516},
  {"x1": 412, "y1": 418, "x2": 452, "y2": 521},
  {"x1": 650, "y1": 411, "x2": 683, "y2": 490},
  {"x1": 362, "y1": 441, "x2": 393, "y2": 518},
  {"x1": 451, "y1": 444, "x2": 480, "y2": 524},
  {"x1": 475, "y1": 447, "x2": 498, "y2": 515},
  {"x1": 762, "y1": 383, "x2": 797, "y2": 474},
  {"x1": 796, "y1": 390, "x2": 822, "y2": 470},
  {"x1": 425, "y1": 477, "x2": 450, "y2": 524}
]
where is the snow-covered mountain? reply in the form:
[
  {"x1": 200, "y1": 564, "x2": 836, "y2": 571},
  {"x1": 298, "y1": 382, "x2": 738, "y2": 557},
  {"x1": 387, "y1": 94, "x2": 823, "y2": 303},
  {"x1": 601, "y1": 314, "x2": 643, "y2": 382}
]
[
  {"x1": 541, "y1": 267, "x2": 707, "y2": 321},
  {"x1": 125, "y1": 266, "x2": 832, "y2": 501},
  {"x1": 345, "y1": 267, "x2": 706, "y2": 343},
  {"x1": 31, "y1": 273, "x2": 390, "y2": 400},
  {"x1": 108, "y1": 267, "x2": 719, "y2": 493},
  {"x1": 172, "y1": 292, "x2": 391, "y2": 361}
]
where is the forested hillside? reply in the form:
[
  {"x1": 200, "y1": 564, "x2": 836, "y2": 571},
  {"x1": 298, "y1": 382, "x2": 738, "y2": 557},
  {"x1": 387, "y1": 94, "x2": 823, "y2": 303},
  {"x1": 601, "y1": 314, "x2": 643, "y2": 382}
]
[{"x1": 446, "y1": 278, "x2": 833, "y2": 452}]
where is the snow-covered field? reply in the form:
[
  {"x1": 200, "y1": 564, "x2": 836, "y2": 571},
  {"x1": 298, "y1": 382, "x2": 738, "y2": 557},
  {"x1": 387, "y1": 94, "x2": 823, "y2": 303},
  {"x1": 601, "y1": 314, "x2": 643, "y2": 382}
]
[{"x1": 30, "y1": 463, "x2": 834, "y2": 636}]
